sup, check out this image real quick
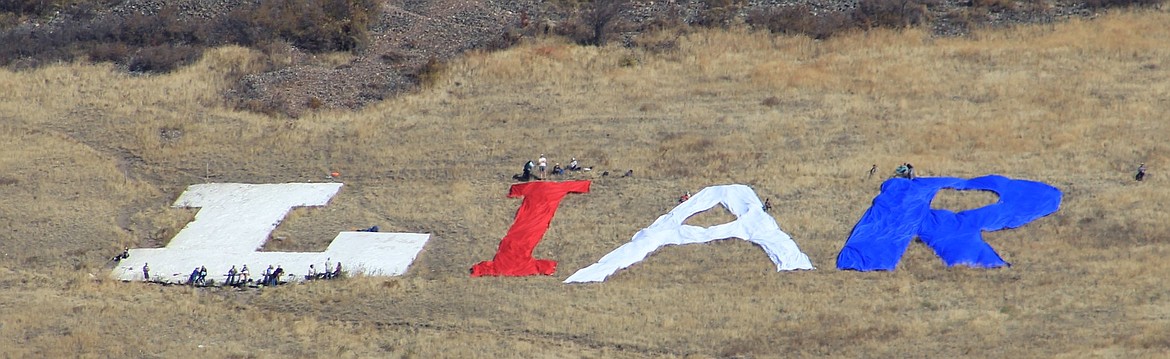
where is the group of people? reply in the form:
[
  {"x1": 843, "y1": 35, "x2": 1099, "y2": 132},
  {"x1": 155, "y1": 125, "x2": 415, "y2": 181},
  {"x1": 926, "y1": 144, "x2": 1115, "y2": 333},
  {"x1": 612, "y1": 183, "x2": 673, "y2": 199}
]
[
  {"x1": 864, "y1": 163, "x2": 914, "y2": 179},
  {"x1": 305, "y1": 259, "x2": 344, "y2": 281},
  {"x1": 225, "y1": 265, "x2": 249, "y2": 285},
  {"x1": 893, "y1": 163, "x2": 916, "y2": 179},
  {"x1": 187, "y1": 264, "x2": 254, "y2": 286},
  {"x1": 110, "y1": 247, "x2": 129, "y2": 263},
  {"x1": 190, "y1": 264, "x2": 281, "y2": 286},
  {"x1": 187, "y1": 266, "x2": 210, "y2": 286},
  {"x1": 260, "y1": 265, "x2": 284, "y2": 286},
  {"x1": 515, "y1": 154, "x2": 588, "y2": 182},
  {"x1": 143, "y1": 260, "x2": 344, "y2": 287}
]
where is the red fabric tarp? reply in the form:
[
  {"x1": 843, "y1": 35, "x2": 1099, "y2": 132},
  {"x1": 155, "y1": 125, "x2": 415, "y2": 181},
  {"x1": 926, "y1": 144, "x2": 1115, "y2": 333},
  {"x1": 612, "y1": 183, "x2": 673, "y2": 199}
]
[{"x1": 470, "y1": 180, "x2": 590, "y2": 277}]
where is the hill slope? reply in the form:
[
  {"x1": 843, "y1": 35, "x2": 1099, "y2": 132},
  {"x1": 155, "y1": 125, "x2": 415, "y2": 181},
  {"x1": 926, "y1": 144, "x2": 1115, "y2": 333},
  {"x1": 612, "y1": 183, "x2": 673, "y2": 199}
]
[
  {"x1": 1, "y1": 9, "x2": 1169, "y2": 357},
  {"x1": 2, "y1": 0, "x2": 1146, "y2": 117}
]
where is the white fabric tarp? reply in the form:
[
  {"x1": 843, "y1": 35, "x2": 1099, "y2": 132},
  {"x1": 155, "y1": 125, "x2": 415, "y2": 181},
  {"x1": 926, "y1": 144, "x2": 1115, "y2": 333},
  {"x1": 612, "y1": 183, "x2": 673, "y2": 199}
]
[
  {"x1": 110, "y1": 183, "x2": 429, "y2": 283},
  {"x1": 565, "y1": 184, "x2": 814, "y2": 283}
]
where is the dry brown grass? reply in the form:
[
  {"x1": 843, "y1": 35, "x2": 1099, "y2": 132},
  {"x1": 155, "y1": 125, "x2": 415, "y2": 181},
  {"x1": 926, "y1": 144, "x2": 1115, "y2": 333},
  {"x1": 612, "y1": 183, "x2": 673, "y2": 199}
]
[{"x1": 3, "y1": 8, "x2": 1170, "y2": 357}]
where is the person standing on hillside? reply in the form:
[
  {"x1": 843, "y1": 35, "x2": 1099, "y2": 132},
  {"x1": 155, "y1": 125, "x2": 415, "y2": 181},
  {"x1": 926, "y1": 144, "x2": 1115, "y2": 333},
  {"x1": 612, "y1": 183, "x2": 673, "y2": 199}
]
[
  {"x1": 188, "y1": 267, "x2": 201, "y2": 286},
  {"x1": 1136, "y1": 163, "x2": 1147, "y2": 181},
  {"x1": 142, "y1": 263, "x2": 150, "y2": 282},
  {"x1": 197, "y1": 266, "x2": 208, "y2": 285},
  {"x1": 538, "y1": 154, "x2": 548, "y2": 175},
  {"x1": 271, "y1": 265, "x2": 284, "y2": 285},
  {"x1": 226, "y1": 265, "x2": 238, "y2": 286},
  {"x1": 868, "y1": 164, "x2": 877, "y2": 178}
]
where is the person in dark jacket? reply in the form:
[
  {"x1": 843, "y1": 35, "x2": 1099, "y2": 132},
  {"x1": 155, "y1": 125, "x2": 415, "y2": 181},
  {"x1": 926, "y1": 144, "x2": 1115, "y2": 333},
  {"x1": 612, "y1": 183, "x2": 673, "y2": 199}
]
[
  {"x1": 271, "y1": 266, "x2": 284, "y2": 285},
  {"x1": 188, "y1": 267, "x2": 201, "y2": 286},
  {"x1": 197, "y1": 266, "x2": 208, "y2": 285},
  {"x1": 226, "y1": 265, "x2": 238, "y2": 286}
]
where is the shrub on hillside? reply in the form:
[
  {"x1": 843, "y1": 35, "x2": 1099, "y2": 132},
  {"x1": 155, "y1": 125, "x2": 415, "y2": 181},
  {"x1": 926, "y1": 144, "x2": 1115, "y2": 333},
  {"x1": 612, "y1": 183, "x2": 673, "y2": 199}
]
[
  {"x1": 0, "y1": 0, "x2": 381, "y2": 72},
  {"x1": 1085, "y1": 0, "x2": 1163, "y2": 9},
  {"x1": 694, "y1": 0, "x2": 746, "y2": 28},
  {"x1": 1, "y1": 0, "x2": 73, "y2": 28},
  {"x1": 0, "y1": 0, "x2": 80, "y2": 19},
  {"x1": 748, "y1": 0, "x2": 931, "y2": 38},
  {"x1": 553, "y1": 15, "x2": 594, "y2": 45},
  {"x1": 0, "y1": 12, "x2": 18, "y2": 28},
  {"x1": 128, "y1": 44, "x2": 201, "y2": 73},
  {"x1": 224, "y1": 0, "x2": 378, "y2": 53},
  {"x1": 115, "y1": 6, "x2": 196, "y2": 47},
  {"x1": 415, "y1": 57, "x2": 446, "y2": 88},
  {"x1": 556, "y1": 0, "x2": 629, "y2": 45},
  {"x1": 746, "y1": 6, "x2": 853, "y2": 39},
  {"x1": 854, "y1": 0, "x2": 932, "y2": 29},
  {"x1": 971, "y1": 0, "x2": 1018, "y2": 11},
  {"x1": 86, "y1": 42, "x2": 130, "y2": 63}
]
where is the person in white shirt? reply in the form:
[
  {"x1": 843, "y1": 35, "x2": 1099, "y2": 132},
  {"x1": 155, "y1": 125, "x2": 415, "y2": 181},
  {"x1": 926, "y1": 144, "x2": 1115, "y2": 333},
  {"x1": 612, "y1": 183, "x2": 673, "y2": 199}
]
[
  {"x1": 538, "y1": 154, "x2": 548, "y2": 175},
  {"x1": 239, "y1": 265, "x2": 250, "y2": 283}
]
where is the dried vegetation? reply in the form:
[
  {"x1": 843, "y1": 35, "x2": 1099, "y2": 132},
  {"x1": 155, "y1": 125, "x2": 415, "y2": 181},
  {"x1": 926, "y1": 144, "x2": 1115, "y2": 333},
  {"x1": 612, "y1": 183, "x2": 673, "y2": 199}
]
[{"x1": 1, "y1": 7, "x2": 1170, "y2": 358}]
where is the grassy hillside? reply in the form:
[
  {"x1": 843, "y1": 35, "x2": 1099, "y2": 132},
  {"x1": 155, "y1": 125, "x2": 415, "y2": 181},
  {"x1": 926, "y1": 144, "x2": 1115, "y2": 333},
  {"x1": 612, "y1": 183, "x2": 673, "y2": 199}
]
[{"x1": 1, "y1": 8, "x2": 1169, "y2": 357}]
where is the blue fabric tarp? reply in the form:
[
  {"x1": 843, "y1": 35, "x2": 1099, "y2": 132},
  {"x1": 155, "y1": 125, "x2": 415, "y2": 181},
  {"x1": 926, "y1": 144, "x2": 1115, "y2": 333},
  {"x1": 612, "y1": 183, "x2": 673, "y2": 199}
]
[{"x1": 836, "y1": 175, "x2": 1062, "y2": 271}]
